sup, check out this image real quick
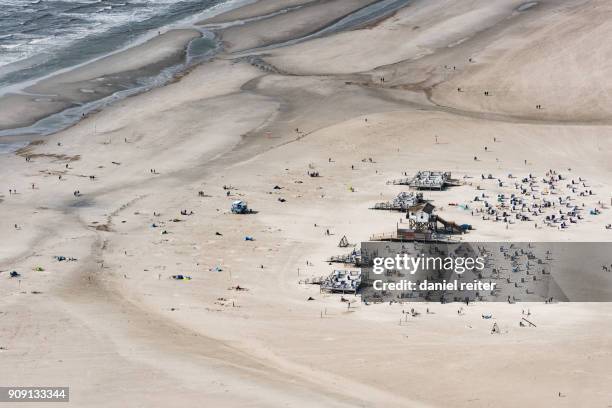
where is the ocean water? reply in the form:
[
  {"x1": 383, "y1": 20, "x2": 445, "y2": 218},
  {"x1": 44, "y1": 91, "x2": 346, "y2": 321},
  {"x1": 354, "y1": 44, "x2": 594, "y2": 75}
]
[{"x1": 0, "y1": 0, "x2": 230, "y2": 89}]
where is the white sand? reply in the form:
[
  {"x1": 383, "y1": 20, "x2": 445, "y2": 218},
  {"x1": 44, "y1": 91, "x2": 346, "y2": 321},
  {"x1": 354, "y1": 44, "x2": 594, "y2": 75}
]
[{"x1": 1, "y1": 1, "x2": 612, "y2": 407}]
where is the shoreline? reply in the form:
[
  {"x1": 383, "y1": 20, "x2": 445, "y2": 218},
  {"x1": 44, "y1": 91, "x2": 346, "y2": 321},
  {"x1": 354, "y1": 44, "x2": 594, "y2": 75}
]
[
  {"x1": 0, "y1": 0, "x2": 411, "y2": 146},
  {"x1": 0, "y1": 29, "x2": 204, "y2": 138},
  {"x1": 0, "y1": 0, "x2": 259, "y2": 140}
]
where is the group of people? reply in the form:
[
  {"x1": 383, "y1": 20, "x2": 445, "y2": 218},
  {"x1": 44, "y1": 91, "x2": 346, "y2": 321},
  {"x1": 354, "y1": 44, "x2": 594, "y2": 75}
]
[{"x1": 468, "y1": 170, "x2": 605, "y2": 230}]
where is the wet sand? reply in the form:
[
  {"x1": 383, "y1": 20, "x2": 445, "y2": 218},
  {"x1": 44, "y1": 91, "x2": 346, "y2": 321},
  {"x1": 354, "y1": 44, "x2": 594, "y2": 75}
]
[{"x1": 0, "y1": 29, "x2": 200, "y2": 132}]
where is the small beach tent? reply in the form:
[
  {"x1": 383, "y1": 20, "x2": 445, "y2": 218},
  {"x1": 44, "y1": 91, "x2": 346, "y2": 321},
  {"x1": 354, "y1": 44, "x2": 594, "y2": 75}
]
[{"x1": 338, "y1": 235, "x2": 350, "y2": 247}]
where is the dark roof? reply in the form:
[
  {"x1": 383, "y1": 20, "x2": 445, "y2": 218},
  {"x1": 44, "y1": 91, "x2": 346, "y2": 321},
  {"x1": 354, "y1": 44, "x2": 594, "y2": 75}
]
[{"x1": 409, "y1": 202, "x2": 435, "y2": 214}]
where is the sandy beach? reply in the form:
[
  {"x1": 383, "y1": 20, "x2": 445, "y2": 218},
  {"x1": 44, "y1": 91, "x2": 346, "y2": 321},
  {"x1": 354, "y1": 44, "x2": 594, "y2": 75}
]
[
  {"x1": 1, "y1": 0, "x2": 612, "y2": 407},
  {"x1": 202, "y1": 0, "x2": 381, "y2": 52}
]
